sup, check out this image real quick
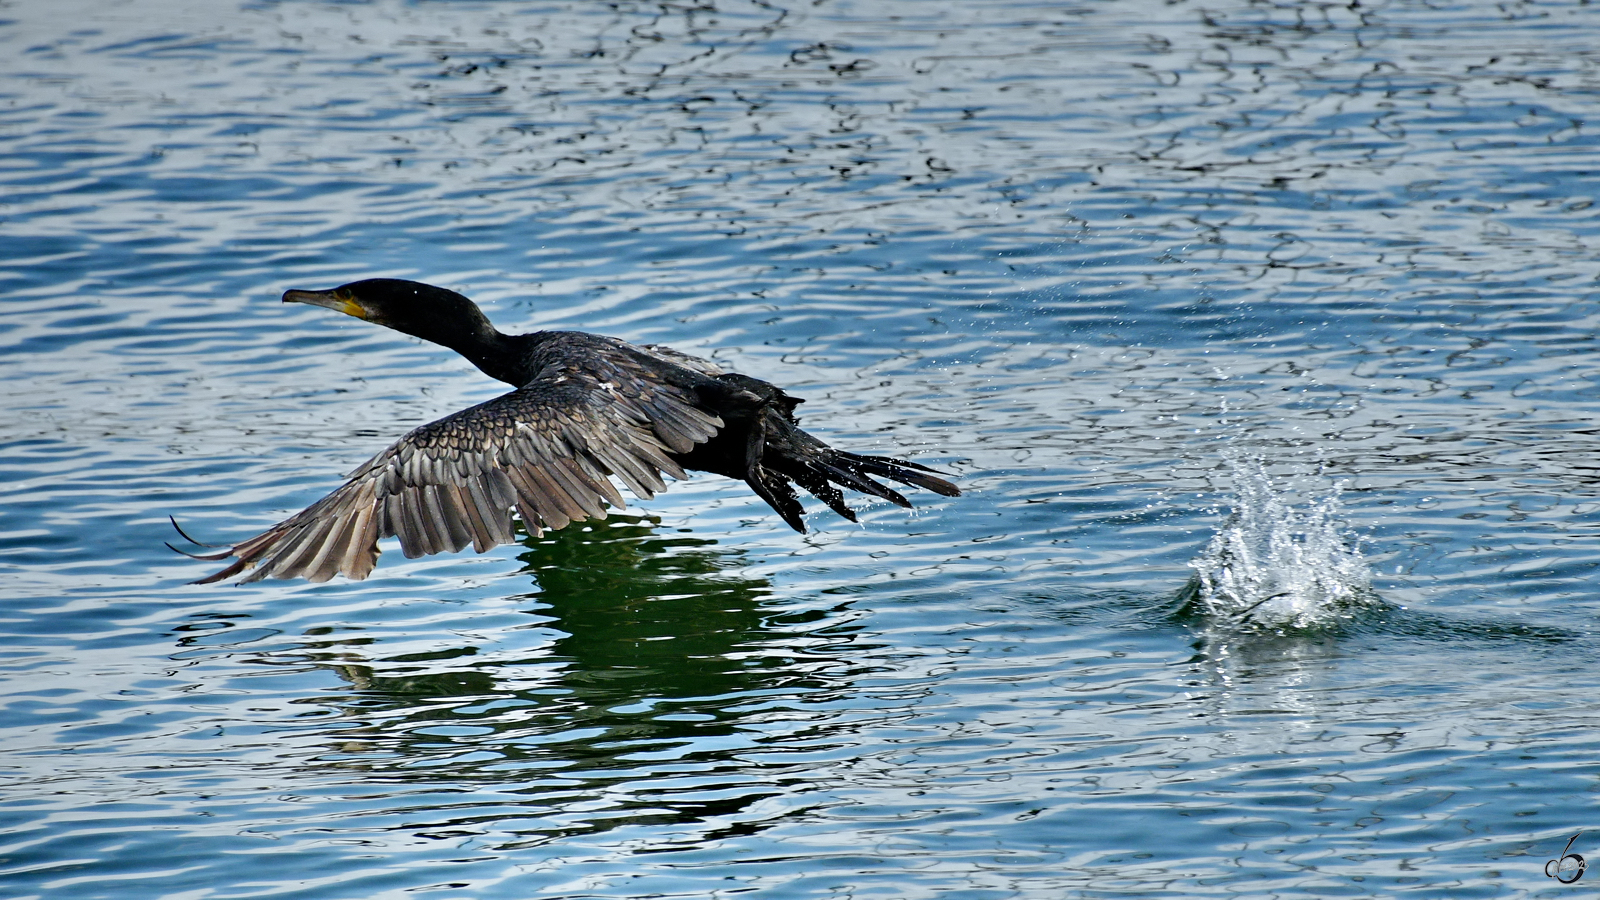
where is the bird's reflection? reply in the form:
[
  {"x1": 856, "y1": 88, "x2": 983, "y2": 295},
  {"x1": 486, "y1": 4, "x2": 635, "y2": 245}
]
[
  {"x1": 218, "y1": 514, "x2": 862, "y2": 847},
  {"x1": 512, "y1": 515, "x2": 789, "y2": 703},
  {"x1": 313, "y1": 513, "x2": 816, "y2": 730}
]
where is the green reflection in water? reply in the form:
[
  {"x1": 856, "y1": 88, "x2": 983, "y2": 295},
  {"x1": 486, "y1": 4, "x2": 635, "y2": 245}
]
[
  {"x1": 271, "y1": 515, "x2": 865, "y2": 846},
  {"x1": 517, "y1": 516, "x2": 788, "y2": 701}
]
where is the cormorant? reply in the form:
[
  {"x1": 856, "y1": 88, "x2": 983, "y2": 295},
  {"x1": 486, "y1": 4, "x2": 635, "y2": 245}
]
[{"x1": 177, "y1": 279, "x2": 960, "y2": 583}]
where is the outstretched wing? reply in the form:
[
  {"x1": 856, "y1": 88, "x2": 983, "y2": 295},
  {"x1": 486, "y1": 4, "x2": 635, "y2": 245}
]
[{"x1": 190, "y1": 368, "x2": 722, "y2": 584}]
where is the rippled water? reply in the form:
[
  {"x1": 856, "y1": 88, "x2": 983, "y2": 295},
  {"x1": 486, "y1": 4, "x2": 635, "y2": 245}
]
[{"x1": 6, "y1": 0, "x2": 1600, "y2": 897}]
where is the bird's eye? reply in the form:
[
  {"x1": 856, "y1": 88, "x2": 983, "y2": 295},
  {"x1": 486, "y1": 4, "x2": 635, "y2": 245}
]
[{"x1": 335, "y1": 288, "x2": 353, "y2": 301}]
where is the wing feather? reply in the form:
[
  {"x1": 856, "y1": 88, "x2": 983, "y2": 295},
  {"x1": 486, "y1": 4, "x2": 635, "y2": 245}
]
[
  {"x1": 434, "y1": 484, "x2": 475, "y2": 552},
  {"x1": 395, "y1": 491, "x2": 430, "y2": 558},
  {"x1": 192, "y1": 354, "x2": 719, "y2": 583},
  {"x1": 304, "y1": 513, "x2": 358, "y2": 583}
]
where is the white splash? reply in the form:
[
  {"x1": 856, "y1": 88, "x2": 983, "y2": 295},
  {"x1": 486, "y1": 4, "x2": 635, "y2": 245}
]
[{"x1": 1184, "y1": 457, "x2": 1377, "y2": 630}]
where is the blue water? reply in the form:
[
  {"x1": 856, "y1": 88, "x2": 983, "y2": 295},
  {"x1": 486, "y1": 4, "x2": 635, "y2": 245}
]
[{"x1": 6, "y1": 0, "x2": 1600, "y2": 897}]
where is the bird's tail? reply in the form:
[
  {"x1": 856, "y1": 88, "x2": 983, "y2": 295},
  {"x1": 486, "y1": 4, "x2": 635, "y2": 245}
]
[{"x1": 746, "y1": 411, "x2": 960, "y2": 533}]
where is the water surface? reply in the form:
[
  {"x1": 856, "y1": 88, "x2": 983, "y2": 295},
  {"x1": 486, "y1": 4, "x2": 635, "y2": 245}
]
[{"x1": 5, "y1": 1, "x2": 1600, "y2": 897}]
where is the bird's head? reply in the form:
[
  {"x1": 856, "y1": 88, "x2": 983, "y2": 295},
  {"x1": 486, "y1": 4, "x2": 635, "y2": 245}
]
[{"x1": 283, "y1": 278, "x2": 501, "y2": 350}]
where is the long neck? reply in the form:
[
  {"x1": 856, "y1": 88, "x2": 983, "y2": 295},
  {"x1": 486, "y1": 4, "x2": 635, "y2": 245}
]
[{"x1": 441, "y1": 326, "x2": 528, "y2": 386}]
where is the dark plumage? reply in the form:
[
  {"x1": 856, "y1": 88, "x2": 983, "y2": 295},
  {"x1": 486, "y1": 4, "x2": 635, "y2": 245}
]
[{"x1": 177, "y1": 279, "x2": 960, "y2": 583}]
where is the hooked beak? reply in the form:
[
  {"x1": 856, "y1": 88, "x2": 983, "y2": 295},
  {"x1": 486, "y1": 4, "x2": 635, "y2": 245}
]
[{"x1": 283, "y1": 288, "x2": 368, "y2": 320}]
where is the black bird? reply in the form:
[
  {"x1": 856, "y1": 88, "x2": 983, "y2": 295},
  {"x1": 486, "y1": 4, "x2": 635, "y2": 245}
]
[{"x1": 178, "y1": 279, "x2": 960, "y2": 584}]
